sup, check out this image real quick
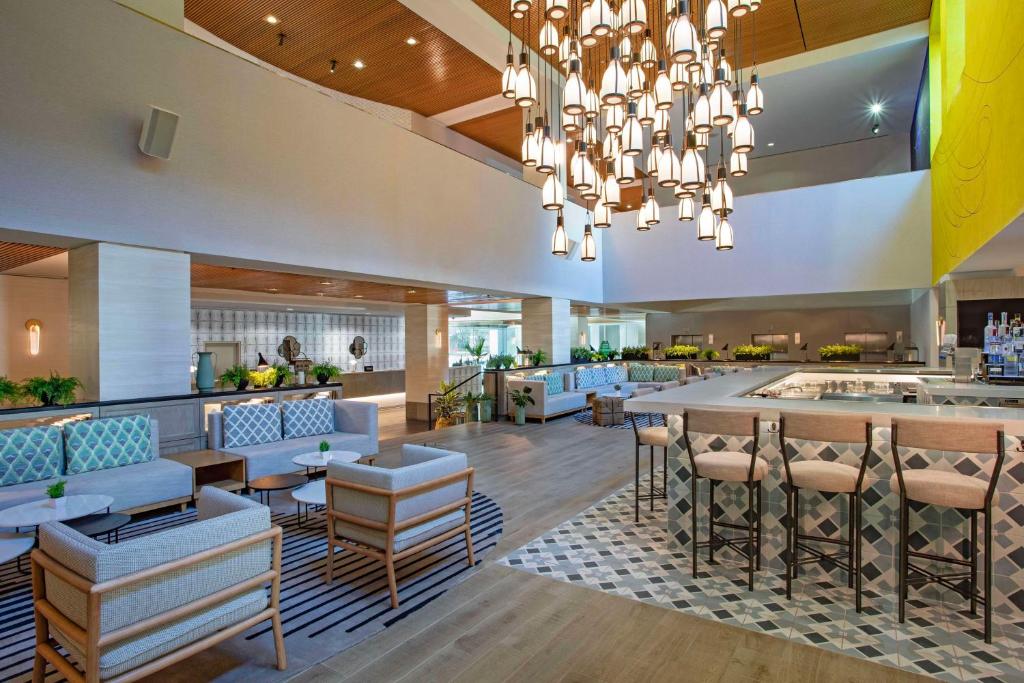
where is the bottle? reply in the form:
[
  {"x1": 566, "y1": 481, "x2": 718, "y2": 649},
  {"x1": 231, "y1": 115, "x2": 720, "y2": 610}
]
[
  {"x1": 984, "y1": 313, "x2": 997, "y2": 340},
  {"x1": 999, "y1": 312, "x2": 1010, "y2": 337}
]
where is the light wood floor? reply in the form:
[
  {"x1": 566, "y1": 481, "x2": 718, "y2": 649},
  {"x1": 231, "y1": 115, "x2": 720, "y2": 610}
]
[{"x1": 283, "y1": 418, "x2": 931, "y2": 683}]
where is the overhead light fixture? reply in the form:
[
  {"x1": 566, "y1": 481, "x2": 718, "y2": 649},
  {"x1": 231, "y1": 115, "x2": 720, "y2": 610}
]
[
  {"x1": 265, "y1": 14, "x2": 279, "y2": 24},
  {"x1": 580, "y1": 224, "x2": 597, "y2": 261},
  {"x1": 354, "y1": 294, "x2": 364, "y2": 298},
  {"x1": 329, "y1": 59, "x2": 337, "y2": 73},
  {"x1": 406, "y1": 36, "x2": 418, "y2": 45},
  {"x1": 551, "y1": 214, "x2": 569, "y2": 256},
  {"x1": 407, "y1": 289, "x2": 417, "y2": 294},
  {"x1": 320, "y1": 281, "x2": 331, "y2": 285},
  {"x1": 869, "y1": 102, "x2": 883, "y2": 115},
  {"x1": 353, "y1": 60, "x2": 365, "y2": 69},
  {"x1": 766, "y1": 142, "x2": 775, "y2": 147}
]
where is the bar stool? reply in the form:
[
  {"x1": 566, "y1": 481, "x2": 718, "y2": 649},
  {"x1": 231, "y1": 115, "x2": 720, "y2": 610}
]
[
  {"x1": 890, "y1": 417, "x2": 1005, "y2": 643},
  {"x1": 779, "y1": 411, "x2": 872, "y2": 611},
  {"x1": 629, "y1": 412, "x2": 668, "y2": 522},
  {"x1": 684, "y1": 408, "x2": 765, "y2": 590}
]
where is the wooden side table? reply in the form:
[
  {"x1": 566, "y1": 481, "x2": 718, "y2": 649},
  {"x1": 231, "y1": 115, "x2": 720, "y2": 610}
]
[{"x1": 165, "y1": 450, "x2": 246, "y2": 499}]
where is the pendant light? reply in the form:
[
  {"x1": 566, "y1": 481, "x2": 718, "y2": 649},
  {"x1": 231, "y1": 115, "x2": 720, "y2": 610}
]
[
  {"x1": 621, "y1": 102, "x2": 644, "y2": 156},
  {"x1": 578, "y1": 2, "x2": 595, "y2": 47},
  {"x1": 522, "y1": 121, "x2": 538, "y2": 166},
  {"x1": 639, "y1": 29, "x2": 658, "y2": 67},
  {"x1": 646, "y1": 144, "x2": 661, "y2": 177},
  {"x1": 581, "y1": 160, "x2": 602, "y2": 200},
  {"x1": 571, "y1": 142, "x2": 596, "y2": 191},
  {"x1": 670, "y1": 62, "x2": 690, "y2": 90},
  {"x1": 654, "y1": 62, "x2": 674, "y2": 109},
  {"x1": 678, "y1": 196, "x2": 695, "y2": 221},
  {"x1": 636, "y1": 206, "x2": 650, "y2": 231},
  {"x1": 693, "y1": 83, "x2": 712, "y2": 133},
  {"x1": 514, "y1": 52, "x2": 537, "y2": 107},
  {"x1": 594, "y1": 201, "x2": 612, "y2": 228},
  {"x1": 546, "y1": 0, "x2": 569, "y2": 20},
  {"x1": 705, "y1": 0, "x2": 728, "y2": 40},
  {"x1": 590, "y1": 0, "x2": 614, "y2": 37},
  {"x1": 626, "y1": 54, "x2": 647, "y2": 98},
  {"x1": 620, "y1": 0, "x2": 648, "y2": 34},
  {"x1": 652, "y1": 108, "x2": 671, "y2": 136},
  {"x1": 674, "y1": 182, "x2": 695, "y2": 199},
  {"x1": 542, "y1": 172, "x2": 565, "y2": 210},
  {"x1": 680, "y1": 133, "x2": 706, "y2": 189},
  {"x1": 501, "y1": 47, "x2": 516, "y2": 98},
  {"x1": 695, "y1": 128, "x2": 709, "y2": 150},
  {"x1": 537, "y1": 125, "x2": 557, "y2": 174},
  {"x1": 619, "y1": 35, "x2": 633, "y2": 63},
  {"x1": 746, "y1": 73, "x2": 764, "y2": 115},
  {"x1": 551, "y1": 213, "x2": 569, "y2": 255},
  {"x1": 602, "y1": 132, "x2": 621, "y2": 161},
  {"x1": 643, "y1": 189, "x2": 660, "y2": 226},
  {"x1": 539, "y1": 20, "x2": 559, "y2": 55},
  {"x1": 584, "y1": 85, "x2": 601, "y2": 120},
  {"x1": 697, "y1": 192, "x2": 716, "y2": 240},
  {"x1": 710, "y1": 75, "x2": 734, "y2": 126},
  {"x1": 558, "y1": 27, "x2": 573, "y2": 66},
  {"x1": 729, "y1": 150, "x2": 748, "y2": 176},
  {"x1": 604, "y1": 102, "x2": 625, "y2": 133},
  {"x1": 637, "y1": 92, "x2": 656, "y2": 126},
  {"x1": 732, "y1": 104, "x2": 755, "y2": 153},
  {"x1": 716, "y1": 216, "x2": 734, "y2": 250},
  {"x1": 729, "y1": 0, "x2": 752, "y2": 17},
  {"x1": 601, "y1": 162, "x2": 621, "y2": 206},
  {"x1": 667, "y1": 1, "x2": 699, "y2": 64},
  {"x1": 581, "y1": 223, "x2": 597, "y2": 261},
  {"x1": 615, "y1": 150, "x2": 636, "y2": 184},
  {"x1": 659, "y1": 143, "x2": 682, "y2": 187},
  {"x1": 563, "y1": 59, "x2": 586, "y2": 115},
  {"x1": 582, "y1": 120, "x2": 599, "y2": 145},
  {"x1": 750, "y1": 0, "x2": 762, "y2": 11},
  {"x1": 511, "y1": 0, "x2": 528, "y2": 20},
  {"x1": 718, "y1": 48, "x2": 733, "y2": 85},
  {"x1": 562, "y1": 109, "x2": 581, "y2": 134},
  {"x1": 600, "y1": 48, "x2": 628, "y2": 105},
  {"x1": 711, "y1": 166, "x2": 733, "y2": 214}
]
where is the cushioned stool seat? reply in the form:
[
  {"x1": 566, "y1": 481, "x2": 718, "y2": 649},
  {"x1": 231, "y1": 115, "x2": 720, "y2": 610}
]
[
  {"x1": 693, "y1": 451, "x2": 769, "y2": 482},
  {"x1": 889, "y1": 469, "x2": 990, "y2": 509},
  {"x1": 789, "y1": 460, "x2": 867, "y2": 494},
  {"x1": 637, "y1": 426, "x2": 668, "y2": 447}
]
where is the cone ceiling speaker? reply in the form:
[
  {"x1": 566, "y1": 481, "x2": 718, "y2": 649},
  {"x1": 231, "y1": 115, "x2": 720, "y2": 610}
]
[{"x1": 139, "y1": 106, "x2": 179, "y2": 160}]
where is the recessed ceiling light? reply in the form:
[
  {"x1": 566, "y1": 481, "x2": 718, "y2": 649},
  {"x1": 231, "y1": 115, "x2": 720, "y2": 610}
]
[
  {"x1": 352, "y1": 60, "x2": 365, "y2": 69},
  {"x1": 267, "y1": 287, "x2": 278, "y2": 292},
  {"x1": 265, "y1": 14, "x2": 279, "y2": 24},
  {"x1": 316, "y1": 292, "x2": 325, "y2": 297},
  {"x1": 767, "y1": 142, "x2": 775, "y2": 147},
  {"x1": 354, "y1": 294, "x2": 364, "y2": 298},
  {"x1": 320, "y1": 281, "x2": 331, "y2": 285},
  {"x1": 407, "y1": 289, "x2": 417, "y2": 294},
  {"x1": 869, "y1": 102, "x2": 884, "y2": 116},
  {"x1": 406, "y1": 37, "x2": 418, "y2": 45},
  {"x1": 286, "y1": 307, "x2": 294, "y2": 311},
  {"x1": 625, "y1": 204, "x2": 632, "y2": 209}
]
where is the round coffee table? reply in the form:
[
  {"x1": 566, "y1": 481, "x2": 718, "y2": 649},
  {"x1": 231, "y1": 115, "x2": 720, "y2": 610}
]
[
  {"x1": 292, "y1": 450, "x2": 362, "y2": 479},
  {"x1": 0, "y1": 532, "x2": 35, "y2": 573},
  {"x1": 65, "y1": 513, "x2": 132, "y2": 543},
  {"x1": 249, "y1": 473, "x2": 307, "y2": 505},
  {"x1": 291, "y1": 481, "x2": 326, "y2": 527},
  {"x1": 0, "y1": 494, "x2": 115, "y2": 529}
]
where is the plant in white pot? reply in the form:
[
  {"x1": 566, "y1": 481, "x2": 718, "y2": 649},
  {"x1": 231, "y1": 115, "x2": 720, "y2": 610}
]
[
  {"x1": 46, "y1": 480, "x2": 67, "y2": 510},
  {"x1": 508, "y1": 386, "x2": 535, "y2": 425}
]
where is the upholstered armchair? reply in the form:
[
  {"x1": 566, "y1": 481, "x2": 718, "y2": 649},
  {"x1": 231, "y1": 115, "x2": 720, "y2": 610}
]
[
  {"x1": 31, "y1": 486, "x2": 285, "y2": 683},
  {"x1": 325, "y1": 444, "x2": 475, "y2": 608}
]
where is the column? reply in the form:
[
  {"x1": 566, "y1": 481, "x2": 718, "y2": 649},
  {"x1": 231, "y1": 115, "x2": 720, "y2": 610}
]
[
  {"x1": 404, "y1": 304, "x2": 449, "y2": 421},
  {"x1": 69, "y1": 243, "x2": 191, "y2": 401},
  {"x1": 521, "y1": 297, "x2": 571, "y2": 365}
]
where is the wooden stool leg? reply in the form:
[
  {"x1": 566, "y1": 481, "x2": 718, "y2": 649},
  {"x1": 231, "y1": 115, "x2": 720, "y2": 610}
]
[
  {"x1": 649, "y1": 445, "x2": 655, "y2": 512},
  {"x1": 755, "y1": 481, "x2": 762, "y2": 571},
  {"x1": 984, "y1": 508, "x2": 992, "y2": 643},
  {"x1": 970, "y1": 510, "x2": 978, "y2": 615},
  {"x1": 793, "y1": 488, "x2": 800, "y2": 578}
]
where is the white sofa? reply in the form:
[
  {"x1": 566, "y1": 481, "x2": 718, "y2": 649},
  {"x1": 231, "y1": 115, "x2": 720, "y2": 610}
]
[{"x1": 506, "y1": 376, "x2": 587, "y2": 422}]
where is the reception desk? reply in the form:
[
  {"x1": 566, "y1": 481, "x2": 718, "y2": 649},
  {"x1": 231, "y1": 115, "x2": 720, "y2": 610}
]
[{"x1": 624, "y1": 367, "x2": 1024, "y2": 619}]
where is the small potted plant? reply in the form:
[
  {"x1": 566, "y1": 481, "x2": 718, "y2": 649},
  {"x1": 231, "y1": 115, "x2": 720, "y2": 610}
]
[
  {"x1": 311, "y1": 361, "x2": 341, "y2": 385},
  {"x1": 529, "y1": 348, "x2": 548, "y2": 367},
  {"x1": 477, "y1": 392, "x2": 495, "y2": 422},
  {"x1": 272, "y1": 363, "x2": 293, "y2": 387},
  {"x1": 509, "y1": 386, "x2": 535, "y2": 425},
  {"x1": 614, "y1": 383, "x2": 623, "y2": 393},
  {"x1": 248, "y1": 367, "x2": 276, "y2": 388},
  {"x1": 702, "y1": 348, "x2": 720, "y2": 361},
  {"x1": 21, "y1": 373, "x2": 83, "y2": 407},
  {"x1": 46, "y1": 479, "x2": 67, "y2": 510},
  {"x1": 433, "y1": 380, "x2": 462, "y2": 429},
  {"x1": 219, "y1": 364, "x2": 250, "y2": 390},
  {"x1": 462, "y1": 391, "x2": 481, "y2": 422},
  {"x1": 500, "y1": 354, "x2": 515, "y2": 369},
  {"x1": 0, "y1": 376, "x2": 20, "y2": 407}
]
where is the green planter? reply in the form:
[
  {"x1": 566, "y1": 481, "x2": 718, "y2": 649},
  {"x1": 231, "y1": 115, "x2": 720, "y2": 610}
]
[
  {"x1": 465, "y1": 405, "x2": 479, "y2": 422},
  {"x1": 479, "y1": 401, "x2": 493, "y2": 422},
  {"x1": 514, "y1": 405, "x2": 526, "y2": 425}
]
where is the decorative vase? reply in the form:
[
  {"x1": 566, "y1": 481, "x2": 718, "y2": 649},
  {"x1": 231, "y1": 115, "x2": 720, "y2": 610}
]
[
  {"x1": 479, "y1": 401, "x2": 493, "y2": 422},
  {"x1": 317, "y1": 373, "x2": 330, "y2": 385},
  {"x1": 195, "y1": 351, "x2": 216, "y2": 392},
  {"x1": 235, "y1": 378, "x2": 249, "y2": 391},
  {"x1": 46, "y1": 497, "x2": 66, "y2": 511},
  {"x1": 466, "y1": 405, "x2": 479, "y2": 423},
  {"x1": 274, "y1": 374, "x2": 286, "y2": 387},
  {"x1": 435, "y1": 416, "x2": 452, "y2": 430},
  {"x1": 514, "y1": 406, "x2": 526, "y2": 425}
]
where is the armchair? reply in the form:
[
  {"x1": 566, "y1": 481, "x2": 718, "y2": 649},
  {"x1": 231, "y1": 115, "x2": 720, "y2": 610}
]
[
  {"x1": 31, "y1": 486, "x2": 285, "y2": 682},
  {"x1": 325, "y1": 444, "x2": 475, "y2": 608}
]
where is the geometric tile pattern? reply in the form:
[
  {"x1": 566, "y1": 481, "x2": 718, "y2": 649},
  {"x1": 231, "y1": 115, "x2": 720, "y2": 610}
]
[
  {"x1": 63, "y1": 415, "x2": 153, "y2": 475},
  {"x1": 282, "y1": 398, "x2": 335, "y2": 439},
  {"x1": 223, "y1": 403, "x2": 283, "y2": 448},
  {"x1": 499, "y1": 475, "x2": 1024, "y2": 682},
  {"x1": 0, "y1": 425, "x2": 63, "y2": 485}
]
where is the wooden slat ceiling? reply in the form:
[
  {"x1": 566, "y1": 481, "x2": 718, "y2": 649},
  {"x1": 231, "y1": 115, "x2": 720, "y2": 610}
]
[
  {"x1": 191, "y1": 263, "x2": 500, "y2": 305},
  {"x1": 184, "y1": 0, "x2": 500, "y2": 117},
  {"x1": 451, "y1": 106, "x2": 525, "y2": 162},
  {"x1": 0, "y1": 242, "x2": 64, "y2": 272}
]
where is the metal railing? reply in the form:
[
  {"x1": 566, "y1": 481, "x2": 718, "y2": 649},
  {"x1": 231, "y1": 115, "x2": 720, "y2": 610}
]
[{"x1": 426, "y1": 370, "x2": 486, "y2": 430}]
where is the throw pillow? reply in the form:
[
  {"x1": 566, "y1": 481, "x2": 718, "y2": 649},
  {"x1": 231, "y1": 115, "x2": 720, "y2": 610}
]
[
  {"x1": 575, "y1": 366, "x2": 604, "y2": 389},
  {"x1": 223, "y1": 403, "x2": 283, "y2": 448},
  {"x1": 653, "y1": 365, "x2": 681, "y2": 382},
  {"x1": 65, "y1": 415, "x2": 154, "y2": 475},
  {"x1": 607, "y1": 365, "x2": 629, "y2": 383},
  {"x1": 629, "y1": 364, "x2": 655, "y2": 382},
  {"x1": 282, "y1": 399, "x2": 335, "y2": 439},
  {"x1": 529, "y1": 373, "x2": 564, "y2": 395},
  {"x1": 0, "y1": 425, "x2": 64, "y2": 485}
]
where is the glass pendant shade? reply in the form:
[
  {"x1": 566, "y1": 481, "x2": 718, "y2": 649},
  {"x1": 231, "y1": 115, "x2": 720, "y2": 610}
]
[
  {"x1": 701, "y1": 56, "x2": 715, "y2": 85},
  {"x1": 706, "y1": 0, "x2": 728, "y2": 39},
  {"x1": 640, "y1": 30, "x2": 658, "y2": 67},
  {"x1": 626, "y1": 57, "x2": 647, "y2": 98},
  {"x1": 729, "y1": 150, "x2": 748, "y2": 176},
  {"x1": 563, "y1": 60, "x2": 586, "y2": 115},
  {"x1": 729, "y1": 0, "x2": 752, "y2": 17},
  {"x1": 581, "y1": 224, "x2": 597, "y2": 261},
  {"x1": 604, "y1": 102, "x2": 625, "y2": 132},
  {"x1": 539, "y1": 21, "x2": 559, "y2": 55},
  {"x1": 695, "y1": 129, "x2": 709, "y2": 149},
  {"x1": 583, "y1": 120, "x2": 599, "y2": 145},
  {"x1": 558, "y1": 28, "x2": 573, "y2": 65},
  {"x1": 678, "y1": 196, "x2": 695, "y2": 221},
  {"x1": 601, "y1": 165, "x2": 621, "y2": 206},
  {"x1": 697, "y1": 195, "x2": 716, "y2": 240},
  {"x1": 513, "y1": 0, "x2": 532, "y2": 11},
  {"x1": 522, "y1": 122, "x2": 538, "y2": 166},
  {"x1": 711, "y1": 169, "x2": 734, "y2": 214},
  {"x1": 551, "y1": 215, "x2": 569, "y2": 255},
  {"x1": 716, "y1": 217, "x2": 735, "y2": 250},
  {"x1": 674, "y1": 182, "x2": 695, "y2": 198},
  {"x1": 562, "y1": 109, "x2": 582, "y2": 133},
  {"x1": 669, "y1": 62, "x2": 690, "y2": 90},
  {"x1": 578, "y1": 3, "x2": 596, "y2": 47},
  {"x1": 581, "y1": 168, "x2": 602, "y2": 200},
  {"x1": 746, "y1": 74, "x2": 765, "y2": 115},
  {"x1": 590, "y1": 0, "x2": 614, "y2": 37},
  {"x1": 718, "y1": 54, "x2": 733, "y2": 85},
  {"x1": 693, "y1": 85, "x2": 713, "y2": 133},
  {"x1": 501, "y1": 52, "x2": 516, "y2": 98},
  {"x1": 514, "y1": 55, "x2": 537, "y2": 107},
  {"x1": 620, "y1": 0, "x2": 648, "y2": 34},
  {"x1": 615, "y1": 151, "x2": 636, "y2": 184},
  {"x1": 637, "y1": 92, "x2": 656, "y2": 125},
  {"x1": 511, "y1": 0, "x2": 526, "y2": 19},
  {"x1": 681, "y1": 135, "x2": 706, "y2": 189},
  {"x1": 710, "y1": 81, "x2": 734, "y2": 126},
  {"x1": 537, "y1": 128, "x2": 557, "y2": 174},
  {"x1": 654, "y1": 66, "x2": 674, "y2": 109},
  {"x1": 541, "y1": 172, "x2": 565, "y2": 210},
  {"x1": 646, "y1": 146, "x2": 661, "y2": 177},
  {"x1": 667, "y1": 5, "x2": 699, "y2": 64},
  {"x1": 584, "y1": 86, "x2": 601, "y2": 120},
  {"x1": 750, "y1": 0, "x2": 762, "y2": 11},
  {"x1": 644, "y1": 193, "x2": 660, "y2": 226},
  {"x1": 594, "y1": 202, "x2": 612, "y2": 228},
  {"x1": 636, "y1": 207, "x2": 650, "y2": 231},
  {"x1": 546, "y1": 0, "x2": 569, "y2": 20},
  {"x1": 571, "y1": 143, "x2": 596, "y2": 190},
  {"x1": 600, "y1": 49, "x2": 628, "y2": 105},
  {"x1": 602, "y1": 132, "x2": 620, "y2": 161},
  {"x1": 732, "y1": 105, "x2": 755, "y2": 153},
  {"x1": 621, "y1": 103, "x2": 644, "y2": 156},
  {"x1": 659, "y1": 145, "x2": 682, "y2": 187},
  {"x1": 652, "y1": 108, "x2": 671, "y2": 136}
]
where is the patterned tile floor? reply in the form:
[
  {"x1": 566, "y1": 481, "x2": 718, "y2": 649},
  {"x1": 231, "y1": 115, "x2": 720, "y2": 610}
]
[{"x1": 498, "y1": 472, "x2": 1024, "y2": 682}]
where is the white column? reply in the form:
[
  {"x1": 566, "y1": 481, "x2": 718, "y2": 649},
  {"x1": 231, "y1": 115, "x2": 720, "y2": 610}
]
[
  {"x1": 404, "y1": 304, "x2": 449, "y2": 421},
  {"x1": 522, "y1": 297, "x2": 571, "y2": 365},
  {"x1": 69, "y1": 243, "x2": 191, "y2": 401}
]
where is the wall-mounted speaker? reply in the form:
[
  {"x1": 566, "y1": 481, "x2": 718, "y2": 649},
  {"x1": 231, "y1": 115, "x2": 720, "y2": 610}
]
[{"x1": 139, "y1": 106, "x2": 179, "y2": 160}]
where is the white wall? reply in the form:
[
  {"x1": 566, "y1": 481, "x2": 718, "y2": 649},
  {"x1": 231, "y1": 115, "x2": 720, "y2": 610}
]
[
  {"x1": 0, "y1": 276, "x2": 70, "y2": 380},
  {"x1": 910, "y1": 287, "x2": 939, "y2": 365},
  {"x1": 0, "y1": 0, "x2": 600, "y2": 303},
  {"x1": 603, "y1": 171, "x2": 931, "y2": 304}
]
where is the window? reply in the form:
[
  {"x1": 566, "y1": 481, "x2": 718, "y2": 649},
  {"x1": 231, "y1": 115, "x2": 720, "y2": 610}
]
[
  {"x1": 671, "y1": 334, "x2": 704, "y2": 348},
  {"x1": 752, "y1": 333, "x2": 789, "y2": 353}
]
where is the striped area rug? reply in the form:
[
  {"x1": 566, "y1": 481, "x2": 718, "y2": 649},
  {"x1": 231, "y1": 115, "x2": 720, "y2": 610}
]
[
  {"x1": 0, "y1": 491, "x2": 502, "y2": 682},
  {"x1": 572, "y1": 409, "x2": 665, "y2": 430}
]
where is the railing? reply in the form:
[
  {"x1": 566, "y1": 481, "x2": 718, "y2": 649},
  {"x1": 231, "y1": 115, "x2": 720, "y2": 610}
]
[{"x1": 426, "y1": 370, "x2": 486, "y2": 430}]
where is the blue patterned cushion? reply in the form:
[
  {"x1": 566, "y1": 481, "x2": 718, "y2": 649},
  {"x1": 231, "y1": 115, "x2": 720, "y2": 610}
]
[
  {"x1": 0, "y1": 426, "x2": 64, "y2": 485},
  {"x1": 529, "y1": 374, "x2": 564, "y2": 395},
  {"x1": 223, "y1": 404, "x2": 282, "y2": 448},
  {"x1": 575, "y1": 366, "x2": 606, "y2": 389},
  {"x1": 653, "y1": 365, "x2": 681, "y2": 382},
  {"x1": 282, "y1": 399, "x2": 335, "y2": 439},
  {"x1": 64, "y1": 416, "x2": 153, "y2": 475},
  {"x1": 629, "y1": 364, "x2": 655, "y2": 382},
  {"x1": 607, "y1": 365, "x2": 628, "y2": 383}
]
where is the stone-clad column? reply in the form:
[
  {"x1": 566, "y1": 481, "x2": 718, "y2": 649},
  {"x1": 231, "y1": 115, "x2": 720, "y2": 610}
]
[
  {"x1": 521, "y1": 297, "x2": 570, "y2": 365},
  {"x1": 404, "y1": 304, "x2": 448, "y2": 421}
]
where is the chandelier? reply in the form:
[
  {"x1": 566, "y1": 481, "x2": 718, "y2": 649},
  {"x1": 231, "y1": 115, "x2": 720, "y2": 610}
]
[{"x1": 500, "y1": 0, "x2": 767, "y2": 261}]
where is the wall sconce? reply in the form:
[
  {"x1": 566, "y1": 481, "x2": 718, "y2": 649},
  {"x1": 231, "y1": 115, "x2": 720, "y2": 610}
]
[
  {"x1": 25, "y1": 319, "x2": 42, "y2": 356},
  {"x1": 434, "y1": 328, "x2": 443, "y2": 348},
  {"x1": 793, "y1": 332, "x2": 801, "y2": 345},
  {"x1": 707, "y1": 333, "x2": 714, "y2": 345},
  {"x1": 578, "y1": 331, "x2": 587, "y2": 345}
]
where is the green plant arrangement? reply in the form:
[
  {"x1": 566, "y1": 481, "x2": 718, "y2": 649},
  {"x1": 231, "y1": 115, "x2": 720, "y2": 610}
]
[
  {"x1": 219, "y1": 364, "x2": 250, "y2": 390},
  {"x1": 0, "y1": 376, "x2": 20, "y2": 406},
  {"x1": 733, "y1": 344, "x2": 773, "y2": 361},
  {"x1": 463, "y1": 337, "x2": 487, "y2": 365},
  {"x1": 620, "y1": 346, "x2": 651, "y2": 361},
  {"x1": 508, "y1": 386, "x2": 535, "y2": 425},
  {"x1": 271, "y1": 363, "x2": 293, "y2": 387},
  {"x1": 311, "y1": 361, "x2": 342, "y2": 384},
  {"x1": 485, "y1": 357, "x2": 501, "y2": 369},
  {"x1": 462, "y1": 391, "x2": 482, "y2": 422},
  {"x1": 664, "y1": 345, "x2": 701, "y2": 360},
  {"x1": 570, "y1": 346, "x2": 593, "y2": 363},
  {"x1": 248, "y1": 367, "x2": 276, "y2": 388},
  {"x1": 433, "y1": 380, "x2": 463, "y2": 429},
  {"x1": 46, "y1": 479, "x2": 67, "y2": 508},
  {"x1": 701, "y1": 348, "x2": 721, "y2": 361},
  {"x1": 21, "y1": 373, "x2": 83, "y2": 407},
  {"x1": 529, "y1": 348, "x2": 548, "y2": 367},
  {"x1": 319, "y1": 439, "x2": 330, "y2": 453},
  {"x1": 499, "y1": 354, "x2": 516, "y2": 369},
  {"x1": 819, "y1": 344, "x2": 862, "y2": 362},
  {"x1": 477, "y1": 392, "x2": 495, "y2": 422}
]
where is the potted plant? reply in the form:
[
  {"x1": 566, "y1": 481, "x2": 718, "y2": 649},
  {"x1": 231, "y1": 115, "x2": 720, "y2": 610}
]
[
  {"x1": 219, "y1": 364, "x2": 250, "y2": 390},
  {"x1": 463, "y1": 338, "x2": 487, "y2": 366},
  {"x1": 21, "y1": 373, "x2": 83, "y2": 407},
  {"x1": 664, "y1": 345, "x2": 700, "y2": 360},
  {"x1": 702, "y1": 348, "x2": 720, "y2": 361},
  {"x1": 477, "y1": 392, "x2": 495, "y2": 422},
  {"x1": 46, "y1": 479, "x2": 67, "y2": 510},
  {"x1": 529, "y1": 348, "x2": 548, "y2": 367},
  {"x1": 311, "y1": 361, "x2": 341, "y2": 385},
  {"x1": 248, "y1": 367, "x2": 276, "y2": 388},
  {"x1": 570, "y1": 346, "x2": 593, "y2": 363},
  {"x1": 271, "y1": 363, "x2": 293, "y2": 387},
  {"x1": 462, "y1": 391, "x2": 481, "y2": 422},
  {"x1": 508, "y1": 386, "x2": 535, "y2": 425},
  {"x1": 319, "y1": 440, "x2": 330, "y2": 453},
  {"x1": 819, "y1": 343, "x2": 862, "y2": 362},
  {"x1": 500, "y1": 354, "x2": 515, "y2": 369},
  {"x1": 0, "y1": 376, "x2": 20, "y2": 406},
  {"x1": 433, "y1": 380, "x2": 462, "y2": 429},
  {"x1": 734, "y1": 344, "x2": 773, "y2": 361}
]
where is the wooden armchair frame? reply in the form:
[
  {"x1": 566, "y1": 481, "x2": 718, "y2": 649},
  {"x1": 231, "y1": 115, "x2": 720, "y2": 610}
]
[
  {"x1": 325, "y1": 467, "x2": 475, "y2": 608},
  {"x1": 31, "y1": 525, "x2": 285, "y2": 683}
]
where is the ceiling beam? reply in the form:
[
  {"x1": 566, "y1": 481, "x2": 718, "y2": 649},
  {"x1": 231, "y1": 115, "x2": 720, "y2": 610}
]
[{"x1": 431, "y1": 93, "x2": 514, "y2": 126}]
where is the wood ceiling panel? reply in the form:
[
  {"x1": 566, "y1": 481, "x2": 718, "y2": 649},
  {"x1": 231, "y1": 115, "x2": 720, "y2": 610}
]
[
  {"x1": 0, "y1": 242, "x2": 64, "y2": 272},
  {"x1": 451, "y1": 106, "x2": 525, "y2": 162},
  {"x1": 185, "y1": 0, "x2": 499, "y2": 116},
  {"x1": 796, "y1": 0, "x2": 932, "y2": 51}
]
